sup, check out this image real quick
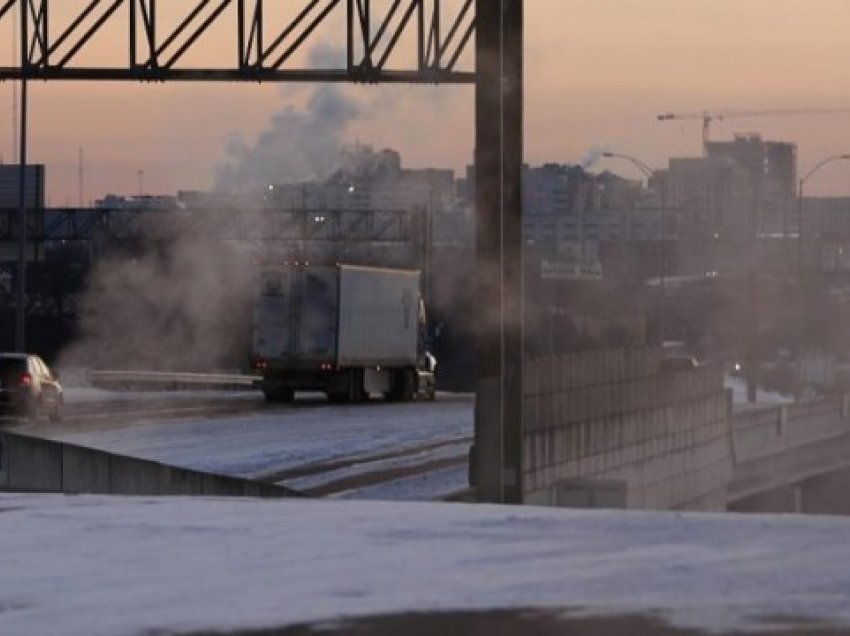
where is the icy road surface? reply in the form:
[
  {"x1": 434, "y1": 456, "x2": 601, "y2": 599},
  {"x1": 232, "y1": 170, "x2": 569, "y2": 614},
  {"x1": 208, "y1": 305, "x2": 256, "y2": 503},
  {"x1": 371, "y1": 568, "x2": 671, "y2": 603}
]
[
  {"x1": 36, "y1": 391, "x2": 474, "y2": 498},
  {"x1": 3, "y1": 494, "x2": 850, "y2": 636}
]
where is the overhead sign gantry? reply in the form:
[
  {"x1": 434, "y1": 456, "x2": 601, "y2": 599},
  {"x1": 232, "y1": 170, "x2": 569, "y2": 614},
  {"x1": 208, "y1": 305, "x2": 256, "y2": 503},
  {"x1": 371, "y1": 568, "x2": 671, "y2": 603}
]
[{"x1": 0, "y1": 0, "x2": 474, "y2": 83}]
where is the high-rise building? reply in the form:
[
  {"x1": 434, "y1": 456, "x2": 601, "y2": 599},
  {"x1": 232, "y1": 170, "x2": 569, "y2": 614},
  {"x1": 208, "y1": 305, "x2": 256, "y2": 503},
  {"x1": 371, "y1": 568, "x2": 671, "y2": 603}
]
[
  {"x1": 521, "y1": 163, "x2": 662, "y2": 245},
  {"x1": 666, "y1": 134, "x2": 796, "y2": 240},
  {"x1": 270, "y1": 144, "x2": 459, "y2": 216},
  {"x1": 0, "y1": 164, "x2": 46, "y2": 263},
  {"x1": 661, "y1": 134, "x2": 797, "y2": 273},
  {"x1": 705, "y1": 133, "x2": 796, "y2": 235}
]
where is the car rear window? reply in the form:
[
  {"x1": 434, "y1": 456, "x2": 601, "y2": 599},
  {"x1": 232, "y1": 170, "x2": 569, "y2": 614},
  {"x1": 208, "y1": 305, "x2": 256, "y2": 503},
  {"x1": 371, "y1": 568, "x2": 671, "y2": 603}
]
[{"x1": 0, "y1": 359, "x2": 27, "y2": 383}]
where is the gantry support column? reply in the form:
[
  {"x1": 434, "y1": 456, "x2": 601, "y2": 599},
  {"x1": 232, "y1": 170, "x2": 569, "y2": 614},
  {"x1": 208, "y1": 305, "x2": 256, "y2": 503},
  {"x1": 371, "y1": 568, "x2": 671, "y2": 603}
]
[{"x1": 474, "y1": 0, "x2": 524, "y2": 504}]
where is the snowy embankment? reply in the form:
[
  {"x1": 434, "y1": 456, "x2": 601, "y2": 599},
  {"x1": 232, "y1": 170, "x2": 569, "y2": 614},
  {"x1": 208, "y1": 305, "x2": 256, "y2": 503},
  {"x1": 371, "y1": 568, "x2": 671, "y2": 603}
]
[{"x1": 2, "y1": 494, "x2": 850, "y2": 635}]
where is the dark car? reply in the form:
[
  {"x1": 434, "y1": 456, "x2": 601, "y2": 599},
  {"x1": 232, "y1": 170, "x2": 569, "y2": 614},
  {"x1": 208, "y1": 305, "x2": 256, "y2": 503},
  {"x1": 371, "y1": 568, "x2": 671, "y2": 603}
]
[{"x1": 0, "y1": 353, "x2": 63, "y2": 421}]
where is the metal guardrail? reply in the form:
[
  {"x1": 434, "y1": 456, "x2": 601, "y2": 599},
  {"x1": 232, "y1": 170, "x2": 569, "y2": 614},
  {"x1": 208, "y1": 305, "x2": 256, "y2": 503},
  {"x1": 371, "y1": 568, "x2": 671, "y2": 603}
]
[{"x1": 86, "y1": 370, "x2": 261, "y2": 392}]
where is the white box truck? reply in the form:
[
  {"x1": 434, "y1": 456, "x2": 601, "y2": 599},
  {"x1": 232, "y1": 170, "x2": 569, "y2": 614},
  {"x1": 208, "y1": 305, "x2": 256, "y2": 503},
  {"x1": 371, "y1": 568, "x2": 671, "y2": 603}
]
[{"x1": 252, "y1": 264, "x2": 436, "y2": 403}]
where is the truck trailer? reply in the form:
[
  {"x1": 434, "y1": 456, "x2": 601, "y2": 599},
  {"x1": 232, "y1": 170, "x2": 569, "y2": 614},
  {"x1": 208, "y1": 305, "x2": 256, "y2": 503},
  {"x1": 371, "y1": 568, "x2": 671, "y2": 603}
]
[{"x1": 252, "y1": 263, "x2": 436, "y2": 403}]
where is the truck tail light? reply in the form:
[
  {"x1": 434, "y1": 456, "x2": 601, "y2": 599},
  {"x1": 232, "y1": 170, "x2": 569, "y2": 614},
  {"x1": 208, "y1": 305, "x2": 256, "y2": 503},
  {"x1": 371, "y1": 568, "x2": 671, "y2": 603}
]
[
  {"x1": 19, "y1": 372, "x2": 32, "y2": 387},
  {"x1": 253, "y1": 357, "x2": 268, "y2": 372}
]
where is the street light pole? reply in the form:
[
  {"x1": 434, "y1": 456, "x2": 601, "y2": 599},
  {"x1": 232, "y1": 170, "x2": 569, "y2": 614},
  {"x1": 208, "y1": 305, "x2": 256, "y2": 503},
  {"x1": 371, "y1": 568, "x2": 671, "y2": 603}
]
[
  {"x1": 15, "y1": 0, "x2": 28, "y2": 353},
  {"x1": 601, "y1": 152, "x2": 666, "y2": 342},
  {"x1": 795, "y1": 154, "x2": 850, "y2": 398},
  {"x1": 797, "y1": 154, "x2": 850, "y2": 275},
  {"x1": 15, "y1": 77, "x2": 26, "y2": 352},
  {"x1": 602, "y1": 152, "x2": 654, "y2": 182}
]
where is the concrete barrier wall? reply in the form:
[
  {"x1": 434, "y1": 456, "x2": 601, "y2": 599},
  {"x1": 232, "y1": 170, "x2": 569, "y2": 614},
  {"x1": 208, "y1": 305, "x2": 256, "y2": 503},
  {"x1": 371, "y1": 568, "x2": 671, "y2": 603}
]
[
  {"x1": 731, "y1": 396, "x2": 850, "y2": 464},
  {"x1": 87, "y1": 369, "x2": 260, "y2": 392},
  {"x1": 0, "y1": 431, "x2": 295, "y2": 498},
  {"x1": 523, "y1": 349, "x2": 731, "y2": 511},
  {"x1": 785, "y1": 398, "x2": 848, "y2": 443},
  {"x1": 524, "y1": 348, "x2": 662, "y2": 395}
]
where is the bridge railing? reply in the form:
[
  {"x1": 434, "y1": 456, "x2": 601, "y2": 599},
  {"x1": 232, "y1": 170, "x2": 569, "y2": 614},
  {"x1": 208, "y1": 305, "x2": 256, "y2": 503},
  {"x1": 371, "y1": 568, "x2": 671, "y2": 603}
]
[{"x1": 732, "y1": 395, "x2": 850, "y2": 464}]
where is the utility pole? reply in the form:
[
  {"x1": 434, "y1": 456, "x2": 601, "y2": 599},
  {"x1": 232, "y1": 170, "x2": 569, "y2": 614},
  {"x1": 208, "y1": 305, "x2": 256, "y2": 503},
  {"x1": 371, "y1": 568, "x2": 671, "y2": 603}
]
[
  {"x1": 11, "y1": 1, "x2": 17, "y2": 164},
  {"x1": 78, "y1": 147, "x2": 85, "y2": 207},
  {"x1": 474, "y1": 0, "x2": 524, "y2": 504},
  {"x1": 15, "y1": 99, "x2": 27, "y2": 352},
  {"x1": 795, "y1": 155, "x2": 850, "y2": 396},
  {"x1": 14, "y1": 2, "x2": 27, "y2": 352},
  {"x1": 601, "y1": 152, "x2": 664, "y2": 342},
  {"x1": 746, "y1": 175, "x2": 760, "y2": 403}
]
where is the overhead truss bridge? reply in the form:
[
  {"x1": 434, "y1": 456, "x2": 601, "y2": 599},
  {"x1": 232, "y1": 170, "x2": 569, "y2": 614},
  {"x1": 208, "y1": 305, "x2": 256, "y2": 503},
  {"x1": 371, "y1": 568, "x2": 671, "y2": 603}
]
[
  {"x1": 0, "y1": 205, "x2": 430, "y2": 244},
  {"x1": 0, "y1": 0, "x2": 474, "y2": 83}
]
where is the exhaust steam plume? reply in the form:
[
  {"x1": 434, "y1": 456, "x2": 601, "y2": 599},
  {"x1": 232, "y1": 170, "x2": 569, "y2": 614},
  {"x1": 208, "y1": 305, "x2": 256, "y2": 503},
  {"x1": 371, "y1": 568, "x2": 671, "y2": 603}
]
[{"x1": 60, "y1": 48, "x2": 361, "y2": 373}]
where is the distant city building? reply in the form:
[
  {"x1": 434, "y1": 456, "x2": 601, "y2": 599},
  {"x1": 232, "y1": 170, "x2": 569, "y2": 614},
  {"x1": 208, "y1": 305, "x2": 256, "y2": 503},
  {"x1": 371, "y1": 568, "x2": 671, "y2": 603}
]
[
  {"x1": 800, "y1": 197, "x2": 850, "y2": 272},
  {"x1": 516, "y1": 163, "x2": 670, "y2": 282},
  {"x1": 96, "y1": 194, "x2": 179, "y2": 212},
  {"x1": 0, "y1": 164, "x2": 46, "y2": 263},
  {"x1": 265, "y1": 144, "x2": 471, "y2": 248},
  {"x1": 656, "y1": 134, "x2": 798, "y2": 274},
  {"x1": 664, "y1": 134, "x2": 796, "y2": 241},
  {"x1": 0, "y1": 164, "x2": 45, "y2": 209},
  {"x1": 269, "y1": 144, "x2": 460, "y2": 216},
  {"x1": 802, "y1": 197, "x2": 850, "y2": 239},
  {"x1": 521, "y1": 163, "x2": 659, "y2": 245}
]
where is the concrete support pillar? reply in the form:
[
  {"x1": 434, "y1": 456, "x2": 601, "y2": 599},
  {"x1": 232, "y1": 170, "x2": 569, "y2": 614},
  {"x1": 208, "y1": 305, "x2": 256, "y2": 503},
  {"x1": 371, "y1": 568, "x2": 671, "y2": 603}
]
[
  {"x1": 473, "y1": 0, "x2": 524, "y2": 503},
  {"x1": 799, "y1": 468, "x2": 850, "y2": 515}
]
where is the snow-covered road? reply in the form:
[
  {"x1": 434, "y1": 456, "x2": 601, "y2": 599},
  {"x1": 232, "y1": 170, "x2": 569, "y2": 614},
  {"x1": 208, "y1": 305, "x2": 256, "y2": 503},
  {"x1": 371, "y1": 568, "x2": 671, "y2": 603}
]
[{"x1": 25, "y1": 390, "x2": 474, "y2": 499}]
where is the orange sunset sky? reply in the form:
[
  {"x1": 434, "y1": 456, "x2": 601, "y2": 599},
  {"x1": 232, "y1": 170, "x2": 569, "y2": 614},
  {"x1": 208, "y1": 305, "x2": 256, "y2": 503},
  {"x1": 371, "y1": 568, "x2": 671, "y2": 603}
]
[{"x1": 2, "y1": 0, "x2": 850, "y2": 203}]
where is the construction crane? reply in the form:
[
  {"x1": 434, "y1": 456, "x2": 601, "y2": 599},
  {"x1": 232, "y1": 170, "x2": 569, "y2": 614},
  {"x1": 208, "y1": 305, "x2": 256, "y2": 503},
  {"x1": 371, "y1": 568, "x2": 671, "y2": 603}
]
[{"x1": 658, "y1": 107, "x2": 850, "y2": 153}]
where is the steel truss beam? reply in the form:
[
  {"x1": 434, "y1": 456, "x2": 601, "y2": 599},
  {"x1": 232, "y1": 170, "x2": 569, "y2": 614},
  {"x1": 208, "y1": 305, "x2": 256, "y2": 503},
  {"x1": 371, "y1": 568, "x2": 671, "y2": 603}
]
[
  {"x1": 0, "y1": 0, "x2": 474, "y2": 83},
  {"x1": 0, "y1": 206, "x2": 417, "y2": 243},
  {"x1": 0, "y1": 207, "x2": 466, "y2": 246}
]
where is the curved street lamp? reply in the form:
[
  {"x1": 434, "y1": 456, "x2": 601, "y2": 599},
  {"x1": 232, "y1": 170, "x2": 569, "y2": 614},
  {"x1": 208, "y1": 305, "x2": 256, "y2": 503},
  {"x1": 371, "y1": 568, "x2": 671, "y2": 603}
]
[
  {"x1": 798, "y1": 154, "x2": 850, "y2": 273},
  {"x1": 601, "y1": 151, "x2": 654, "y2": 180},
  {"x1": 795, "y1": 154, "x2": 850, "y2": 399}
]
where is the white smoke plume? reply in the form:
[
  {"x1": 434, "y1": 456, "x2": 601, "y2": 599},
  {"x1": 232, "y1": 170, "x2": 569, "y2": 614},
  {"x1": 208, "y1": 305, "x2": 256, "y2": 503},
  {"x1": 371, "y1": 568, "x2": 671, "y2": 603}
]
[
  {"x1": 580, "y1": 143, "x2": 613, "y2": 169},
  {"x1": 60, "y1": 47, "x2": 362, "y2": 373},
  {"x1": 215, "y1": 47, "x2": 358, "y2": 193}
]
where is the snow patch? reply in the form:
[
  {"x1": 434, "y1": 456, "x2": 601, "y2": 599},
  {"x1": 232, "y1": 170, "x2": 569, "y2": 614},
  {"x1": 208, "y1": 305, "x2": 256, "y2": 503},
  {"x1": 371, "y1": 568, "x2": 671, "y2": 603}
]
[{"x1": 2, "y1": 495, "x2": 850, "y2": 635}]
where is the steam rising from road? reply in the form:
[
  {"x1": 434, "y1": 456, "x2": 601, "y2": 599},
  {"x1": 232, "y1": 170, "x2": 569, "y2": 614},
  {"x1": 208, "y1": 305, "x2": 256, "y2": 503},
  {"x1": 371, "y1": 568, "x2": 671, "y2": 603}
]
[
  {"x1": 61, "y1": 225, "x2": 255, "y2": 372},
  {"x1": 61, "y1": 55, "x2": 359, "y2": 372},
  {"x1": 58, "y1": 43, "x2": 467, "y2": 374}
]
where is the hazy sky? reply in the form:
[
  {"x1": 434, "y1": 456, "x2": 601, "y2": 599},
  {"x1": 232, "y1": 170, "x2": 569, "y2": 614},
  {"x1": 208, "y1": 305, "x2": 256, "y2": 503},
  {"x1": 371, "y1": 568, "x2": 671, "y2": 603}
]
[{"x1": 3, "y1": 0, "x2": 850, "y2": 203}]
